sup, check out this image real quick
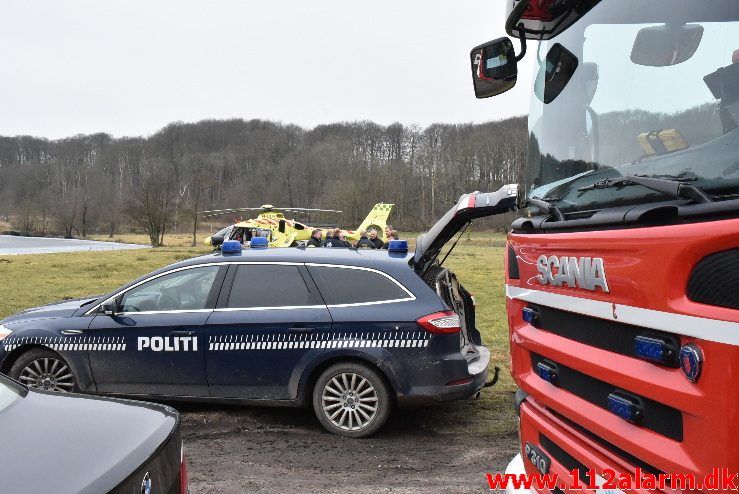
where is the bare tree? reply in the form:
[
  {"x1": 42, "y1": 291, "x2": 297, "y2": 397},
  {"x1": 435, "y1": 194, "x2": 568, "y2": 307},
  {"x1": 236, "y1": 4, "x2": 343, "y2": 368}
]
[{"x1": 126, "y1": 160, "x2": 174, "y2": 247}]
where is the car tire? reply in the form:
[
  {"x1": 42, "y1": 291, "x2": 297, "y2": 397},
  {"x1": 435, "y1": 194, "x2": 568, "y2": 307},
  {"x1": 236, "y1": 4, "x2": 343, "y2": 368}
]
[
  {"x1": 312, "y1": 362, "x2": 391, "y2": 438},
  {"x1": 9, "y1": 348, "x2": 78, "y2": 393}
]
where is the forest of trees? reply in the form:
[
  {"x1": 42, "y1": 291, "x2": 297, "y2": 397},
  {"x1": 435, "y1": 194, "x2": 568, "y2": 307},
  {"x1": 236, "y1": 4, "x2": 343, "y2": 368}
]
[{"x1": 0, "y1": 117, "x2": 528, "y2": 245}]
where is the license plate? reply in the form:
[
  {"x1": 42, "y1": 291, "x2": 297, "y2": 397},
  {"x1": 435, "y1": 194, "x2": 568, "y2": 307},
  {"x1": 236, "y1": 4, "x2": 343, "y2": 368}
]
[{"x1": 524, "y1": 442, "x2": 551, "y2": 474}]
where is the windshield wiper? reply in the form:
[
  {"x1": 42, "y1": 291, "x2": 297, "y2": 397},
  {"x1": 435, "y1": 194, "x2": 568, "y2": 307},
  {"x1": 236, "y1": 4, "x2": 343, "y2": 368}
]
[
  {"x1": 578, "y1": 175, "x2": 713, "y2": 204},
  {"x1": 524, "y1": 198, "x2": 565, "y2": 221}
]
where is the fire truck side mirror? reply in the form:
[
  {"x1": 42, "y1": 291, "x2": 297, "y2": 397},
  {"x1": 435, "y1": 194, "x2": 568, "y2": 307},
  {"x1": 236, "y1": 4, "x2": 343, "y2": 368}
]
[{"x1": 470, "y1": 37, "x2": 518, "y2": 99}]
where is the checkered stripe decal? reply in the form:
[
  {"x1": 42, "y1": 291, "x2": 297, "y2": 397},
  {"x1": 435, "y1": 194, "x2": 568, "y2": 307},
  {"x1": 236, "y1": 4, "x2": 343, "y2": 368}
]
[
  {"x1": 1, "y1": 332, "x2": 430, "y2": 352},
  {"x1": 2, "y1": 336, "x2": 127, "y2": 352},
  {"x1": 208, "y1": 331, "x2": 430, "y2": 351},
  {"x1": 373, "y1": 203, "x2": 394, "y2": 212}
]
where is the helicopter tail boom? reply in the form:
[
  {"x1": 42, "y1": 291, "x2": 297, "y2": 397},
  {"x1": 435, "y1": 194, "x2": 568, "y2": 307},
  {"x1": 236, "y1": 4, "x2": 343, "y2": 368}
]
[{"x1": 352, "y1": 203, "x2": 394, "y2": 240}]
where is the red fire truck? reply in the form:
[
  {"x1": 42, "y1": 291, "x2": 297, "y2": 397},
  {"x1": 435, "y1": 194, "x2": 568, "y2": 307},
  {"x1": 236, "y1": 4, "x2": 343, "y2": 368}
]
[{"x1": 471, "y1": 1, "x2": 739, "y2": 492}]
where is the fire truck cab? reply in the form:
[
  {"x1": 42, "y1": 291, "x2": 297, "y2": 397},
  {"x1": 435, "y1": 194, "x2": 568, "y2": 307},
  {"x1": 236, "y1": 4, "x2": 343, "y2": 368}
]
[{"x1": 472, "y1": 1, "x2": 739, "y2": 492}]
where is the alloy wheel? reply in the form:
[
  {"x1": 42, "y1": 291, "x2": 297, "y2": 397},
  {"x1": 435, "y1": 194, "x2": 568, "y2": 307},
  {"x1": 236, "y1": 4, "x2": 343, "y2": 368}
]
[
  {"x1": 321, "y1": 372, "x2": 378, "y2": 431},
  {"x1": 18, "y1": 357, "x2": 75, "y2": 392}
]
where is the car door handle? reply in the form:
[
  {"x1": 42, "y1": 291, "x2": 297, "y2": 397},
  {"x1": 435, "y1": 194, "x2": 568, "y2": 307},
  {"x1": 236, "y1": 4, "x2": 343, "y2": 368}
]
[
  {"x1": 287, "y1": 327, "x2": 314, "y2": 334},
  {"x1": 170, "y1": 330, "x2": 196, "y2": 336}
]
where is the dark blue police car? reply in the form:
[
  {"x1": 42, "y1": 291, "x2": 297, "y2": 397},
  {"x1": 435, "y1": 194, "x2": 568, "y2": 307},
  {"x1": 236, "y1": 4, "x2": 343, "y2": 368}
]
[{"x1": 0, "y1": 186, "x2": 516, "y2": 437}]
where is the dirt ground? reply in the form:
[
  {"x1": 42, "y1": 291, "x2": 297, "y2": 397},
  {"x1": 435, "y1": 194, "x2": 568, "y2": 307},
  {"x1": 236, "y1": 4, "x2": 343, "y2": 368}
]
[{"x1": 180, "y1": 400, "x2": 519, "y2": 494}]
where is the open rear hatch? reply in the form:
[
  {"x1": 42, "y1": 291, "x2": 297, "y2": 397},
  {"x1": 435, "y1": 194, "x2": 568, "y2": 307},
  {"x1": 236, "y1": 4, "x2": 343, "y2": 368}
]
[
  {"x1": 411, "y1": 185, "x2": 518, "y2": 276},
  {"x1": 411, "y1": 184, "x2": 518, "y2": 357}
]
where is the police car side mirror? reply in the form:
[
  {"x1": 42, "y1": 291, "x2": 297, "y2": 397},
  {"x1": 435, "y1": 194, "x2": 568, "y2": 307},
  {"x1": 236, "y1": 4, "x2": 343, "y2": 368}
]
[{"x1": 101, "y1": 301, "x2": 118, "y2": 316}]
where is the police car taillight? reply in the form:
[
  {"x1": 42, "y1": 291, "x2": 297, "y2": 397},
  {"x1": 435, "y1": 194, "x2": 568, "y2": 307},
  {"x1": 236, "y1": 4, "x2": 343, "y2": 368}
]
[{"x1": 417, "y1": 311, "x2": 461, "y2": 334}]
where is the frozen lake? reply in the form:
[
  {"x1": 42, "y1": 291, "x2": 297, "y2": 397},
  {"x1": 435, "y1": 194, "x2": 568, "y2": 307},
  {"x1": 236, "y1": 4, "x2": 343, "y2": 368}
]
[{"x1": 0, "y1": 235, "x2": 149, "y2": 255}]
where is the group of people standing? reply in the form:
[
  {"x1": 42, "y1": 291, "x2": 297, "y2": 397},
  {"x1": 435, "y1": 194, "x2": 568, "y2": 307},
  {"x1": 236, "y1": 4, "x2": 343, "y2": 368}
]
[{"x1": 307, "y1": 226, "x2": 400, "y2": 249}]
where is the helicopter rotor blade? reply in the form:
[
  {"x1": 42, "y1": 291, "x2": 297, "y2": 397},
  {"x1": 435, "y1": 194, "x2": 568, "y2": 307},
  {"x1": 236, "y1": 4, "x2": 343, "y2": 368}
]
[
  {"x1": 279, "y1": 208, "x2": 343, "y2": 213},
  {"x1": 200, "y1": 206, "x2": 343, "y2": 219},
  {"x1": 199, "y1": 207, "x2": 269, "y2": 216}
]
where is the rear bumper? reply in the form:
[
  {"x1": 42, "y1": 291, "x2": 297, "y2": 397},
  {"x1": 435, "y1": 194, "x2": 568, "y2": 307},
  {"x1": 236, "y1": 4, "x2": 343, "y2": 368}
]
[{"x1": 396, "y1": 345, "x2": 490, "y2": 406}]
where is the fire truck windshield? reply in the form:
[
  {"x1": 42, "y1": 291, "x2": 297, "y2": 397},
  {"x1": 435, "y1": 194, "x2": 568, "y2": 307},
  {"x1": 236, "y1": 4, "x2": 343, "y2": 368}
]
[{"x1": 524, "y1": 1, "x2": 739, "y2": 218}]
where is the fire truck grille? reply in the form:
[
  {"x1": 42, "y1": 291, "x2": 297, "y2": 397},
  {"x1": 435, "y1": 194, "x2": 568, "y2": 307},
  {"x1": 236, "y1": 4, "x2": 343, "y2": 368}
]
[
  {"x1": 531, "y1": 353, "x2": 683, "y2": 441},
  {"x1": 548, "y1": 408, "x2": 668, "y2": 481},
  {"x1": 687, "y1": 248, "x2": 739, "y2": 310},
  {"x1": 528, "y1": 304, "x2": 680, "y2": 368},
  {"x1": 540, "y1": 434, "x2": 589, "y2": 484}
]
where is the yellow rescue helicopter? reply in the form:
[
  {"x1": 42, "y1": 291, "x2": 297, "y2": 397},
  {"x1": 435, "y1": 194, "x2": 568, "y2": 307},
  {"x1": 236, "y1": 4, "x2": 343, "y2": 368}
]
[{"x1": 201, "y1": 203, "x2": 394, "y2": 248}]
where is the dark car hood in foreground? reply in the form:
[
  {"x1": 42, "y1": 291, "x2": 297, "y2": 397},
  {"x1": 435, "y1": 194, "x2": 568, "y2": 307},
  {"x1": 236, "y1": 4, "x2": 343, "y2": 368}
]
[
  {"x1": 0, "y1": 296, "x2": 99, "y2": 326},
  {"x1": 0, "y1": 386, "x2": 178, "y2": 494}
]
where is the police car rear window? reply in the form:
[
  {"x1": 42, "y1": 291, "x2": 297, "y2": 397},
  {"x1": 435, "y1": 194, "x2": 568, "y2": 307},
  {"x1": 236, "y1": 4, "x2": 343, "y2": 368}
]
[
  {"x1": 227, "y1": 265, "x2": 313, "y2": 308},
  {"x1": 307, "y1": 266, "x2": 410, "y2": 306}
]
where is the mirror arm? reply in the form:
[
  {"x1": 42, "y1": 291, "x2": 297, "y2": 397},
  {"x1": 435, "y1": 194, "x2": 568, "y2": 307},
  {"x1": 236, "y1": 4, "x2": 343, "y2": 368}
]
[
  {"x1": 505, "y1": 0, "x2": 530, "y2": 36},
  {"x1": 514, "y1": 26, "x2": 528, "y2": 62}
]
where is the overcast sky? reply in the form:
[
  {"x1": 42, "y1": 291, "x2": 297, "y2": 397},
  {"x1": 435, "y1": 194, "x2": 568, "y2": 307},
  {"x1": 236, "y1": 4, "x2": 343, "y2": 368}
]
[{"x1": 0, "y1": 1, "x2": 534, "y2": 139}]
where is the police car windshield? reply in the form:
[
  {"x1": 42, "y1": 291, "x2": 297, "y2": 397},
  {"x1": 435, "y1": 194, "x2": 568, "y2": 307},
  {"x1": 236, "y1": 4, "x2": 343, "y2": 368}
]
[{"x1": 524, "y1": 0, "x2": 739, "y2": 215}]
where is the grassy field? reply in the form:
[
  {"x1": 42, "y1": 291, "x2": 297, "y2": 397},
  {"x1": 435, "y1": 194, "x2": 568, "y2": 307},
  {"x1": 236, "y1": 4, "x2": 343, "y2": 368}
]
[
  {"x1": 86, "y1": 232, "x2": 203, "y2": 247},
  {"x1": 0, "y1": 232, "x2": 518, "y2": 436}
]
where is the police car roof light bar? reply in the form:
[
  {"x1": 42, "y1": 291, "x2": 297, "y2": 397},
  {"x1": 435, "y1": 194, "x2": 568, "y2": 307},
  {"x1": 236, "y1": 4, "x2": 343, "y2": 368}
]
[
  {"x1": 250, "y1": 237, "x2": 269, "y2": 248},
  {"x1": 387, "y1": 240, "x2": 408, "y2": 253},
  {"x1": 221, "y1": 240, "x2": 242, "y2": 254}
]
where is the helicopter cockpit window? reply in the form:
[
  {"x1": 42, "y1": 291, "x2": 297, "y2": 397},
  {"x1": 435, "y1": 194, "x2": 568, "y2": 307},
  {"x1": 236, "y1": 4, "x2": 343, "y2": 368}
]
[
  {"x1": 252, "y1": 228, "x2": 271, "y2": 240},
  {"x1": 232, "y1": 228, "x2": 250, "y2": 244}
]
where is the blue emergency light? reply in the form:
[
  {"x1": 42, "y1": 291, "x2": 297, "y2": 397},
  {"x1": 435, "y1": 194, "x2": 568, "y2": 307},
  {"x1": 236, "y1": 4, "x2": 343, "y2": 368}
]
[
  {"x1": 536, "y1": 360, "x2": 559, "y2": 385},
  {"x1": 387, "y1": 240, "x2": 408, "y2": 253},
  {"x1": 607, "y1": 392, "x2": 643, "y2": 424},
  {"x1": 250, "y1": 237, "x2": 269, "y2": 248},
  {"x1": 522, "y1": 307, "x2": 539, "y2": 325},
  {"x1": 634, "y1": 335, "x2": 675, "y2": 365},
  {"x1": 221, "y1": 240, "x2": 242, "y2": 254}
]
